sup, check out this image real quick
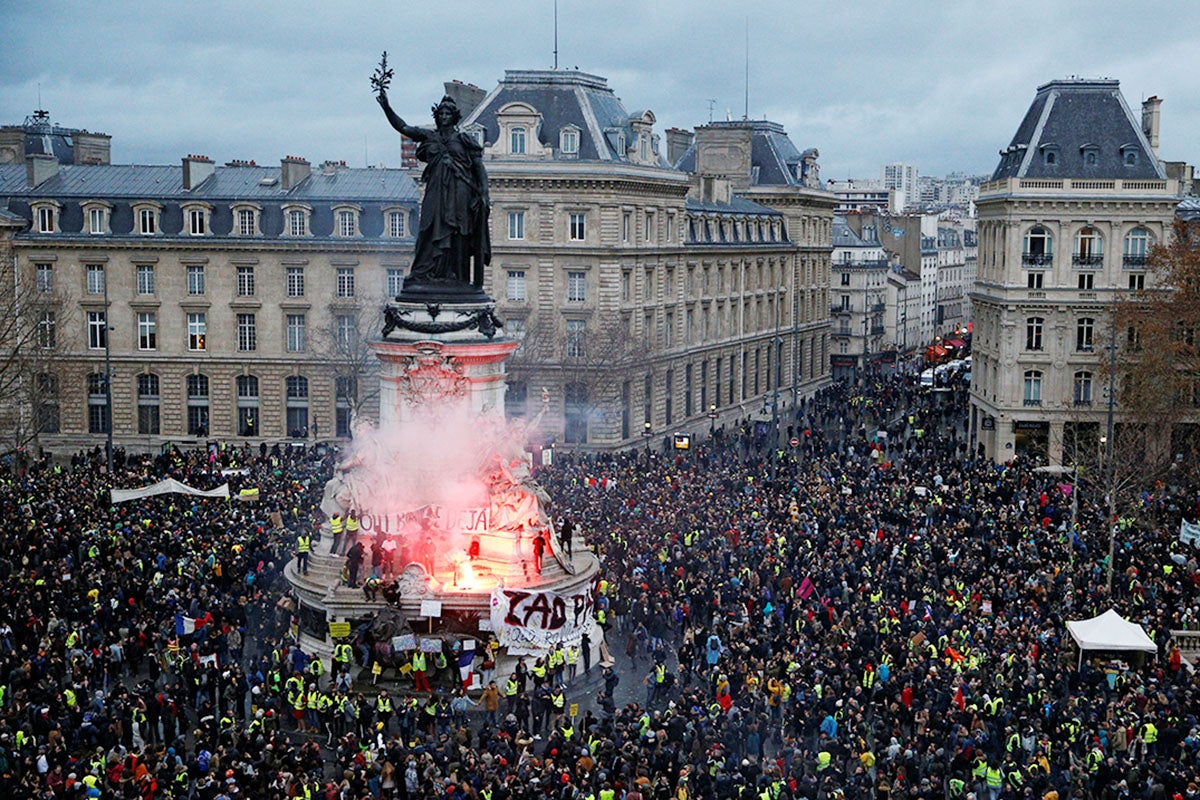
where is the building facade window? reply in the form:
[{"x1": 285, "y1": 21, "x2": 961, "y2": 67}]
[
  {"x1": 335, "y1": 315, "x2": 357, "y2": 350},
  {"x1": 36, "y1": 205, "x2": 56, "y2": 233},
  {"x1": 1073, "y1": 371, "x2": 1093, "y2": 406},
  {"x1": 87, "y1": 373, "x2": 110, "y2": 434},
  {"x1": 1076, "y1": 317, "x2": 1095, "y2": 351},
  {"x1": 186, "y1": 374, "x2": 209, "y2": 436},
  {"x1": 337, "y1": 209, "x2": 357, "y2": 237},
  {"x1": 236, "y1": 375, "x2": 259, "y2": 436},
  {"x1": 386, "y1": 268, "x2": 404, "y2": 297},
  {"x1": 236, "y1": 266, "x2": 256, "y2": 296},
  {"x1": 506, "y1": 270, "x2": 527, "y2": 302},
  {"x1": 1077, "y1": 272, "x2": 1094, "y2": 290},
  {"x1": 187, "y1": 265, "x2": 206, "y2": 295},
  {"x1": 1129, "y1": 273, "x2": 1146, "y2": 291},
  {"x1": 1025, "y1": 317, "x2": 1044, "y2": 351},
  {"x1": 285, "y1": 376, "x2": 309, "y2": 438},
  {"x1": 136, "y1": 264, "x2": 156, "y2": 295},
  {"x1": 237, "y1": 313, "x2": 257, "y2": 352},
  {"x1": 188, "y1": 208, "x2": 207, "y2": 235},
  {"x1": 137, "y1": 373, "x2": 160, "y2": 435},
  {"x1": 563, "y1": 382, "x2": 588, "y2": 443},
  {"x1": 35, "y1": 263, "x2": 53, "y2": 293},
  {"x1": 286, "y1": 313, "x2": 307, "y2": 352},
  {"x1": 566, "y1": 271, "x2": 586, "y2": 303},
  {"x1": 137, "y1": 312, "x2": 157, "y2": 350},
  {"x1": 1022, "y1": 226, "x2": 1053, "y2": 265},
  {"x1": 286, "y1": 267, "x2": 305, "y2": 297},
  {"x1": 560, "y1": 128, "x2": 579, "y2": 154},
  {"x1": 336, "y1": 267, "x2": 355, "y2": 298},
  {"x1": 187, "y1": 313, "x2": 207, "y2": 351},
  {"x1": 237, "y1": 208, "x2": 256, "y2": 236},
  {"x1": 288, "y1": 208, "x2": 308, "y2": 237},
  {"x1": 508, "y1": 211, "x2": 525, "y2": 240},
  {"x1": 88, "y1": 207, "x2": 107, "y2": 234},
  {"x1": 1073, "y1": 226, "x2": 1103, "y2": 266},
  {"x1": 87, "y1": 311, "x2": 107, "y2": 350},
  {"x1": 138, "y1": 207, "x2": 157, "y2": 235},
  {"x1": 510, "y1": 127, "x2": 526, "y2": 154},
  {"x1": 86, "y1": 264, "x2": 105, "y2": 295},
  {"x1": 569, "y1": 212, "x2": 586, "y2": 241},
  {"x1": 1123, "y1": 227, "x2": 1152, "y2": 267},
  {"x1": 1023, "y1": 370, "x2": 1043, "y2": 406},
  {"x1": 388, "y1": 210, "x2": 406, "y2": 238},
  {"x1": 37, "y1": 374, "x2": 59, "y2": 433},
  {"x1": 37, "y1": 310, "x2": 55, "y2": 349},
  {"x1": 566, "y1": 319, "x2": 585, "y2": 358}
]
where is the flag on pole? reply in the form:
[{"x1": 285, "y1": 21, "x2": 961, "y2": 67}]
[{"x1": 175, "y1": 612, "x2": 212, "y2": 636}]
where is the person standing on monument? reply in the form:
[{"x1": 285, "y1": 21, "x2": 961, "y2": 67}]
[{"x1": 376, "y1": 87, "x2": 490, "y2": 289}]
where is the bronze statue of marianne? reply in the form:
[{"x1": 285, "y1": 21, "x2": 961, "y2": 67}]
[{"x1": 373, "y1": 55, "x2": 491, "y2": 299}]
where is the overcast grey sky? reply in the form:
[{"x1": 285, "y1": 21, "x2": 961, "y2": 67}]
[{"x1": 3, "y1": 0, "x2": 1198, "y2": 181}]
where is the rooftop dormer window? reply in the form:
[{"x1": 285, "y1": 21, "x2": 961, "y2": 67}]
[
  {"x1": 1080, "y1": 144, "x2": 1099, "y2": 167},
  {"x1": 510, "y1": 127, "x2": 527, "y2": 155},
  {"x1": 1040, "y1": 144, "x2": 1059, "y2": 166},
  {"x1": 1120, "y1": 144, "x2": 1140, "y2": 167},
  {"x1": 560, "y1": 126, "x2": 580, "y2": 156}
]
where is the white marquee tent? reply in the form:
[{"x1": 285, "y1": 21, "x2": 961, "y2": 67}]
[{"x1": 1065, "y1": 609, "x2": 1157, "y2": 668}]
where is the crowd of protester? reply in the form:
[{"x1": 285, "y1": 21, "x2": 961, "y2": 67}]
[{"x1": 0, "y1": 372, "x2": 1198, "y2": 799}]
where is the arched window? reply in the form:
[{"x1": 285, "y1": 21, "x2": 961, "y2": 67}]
[
  {"x1": 1023, "y1": 370, "x2": 1043, "y2": 406},
  {"x1": 137, "y1": 373, "x2": 160, "y2": 435},
  {"x1": 1022, "y1": 226, "x2": 1053, "y2": 266},
  {"x1": 186, "y1": 374, "x2": 209, "y2": 436},
  {"x1": 285, "y1": 376, "x2": 309, "y2": 438},
  {"x1": 88, "y1": 372, "x2": 110, "y2": 434},
  {"x1": 1123, "y1": 227, "x2": 1153, "y2": 268},
  {"x1": 236, "y1": 375, "x2": 259, "y2": 436},
  {"x1": 1073, "y1": 226, "x2": 1103, "y2": 266}
]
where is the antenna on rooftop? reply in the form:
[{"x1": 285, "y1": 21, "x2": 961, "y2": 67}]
[
  {"x1": 744, "y1": 17, "x2": 750, "y2": 120},
  {"x1": 707, "y1": 99, "x2": 717, "y2": 123},
  {"x1": 553, "y1": 0, "x2": 559, "y2": 70}
]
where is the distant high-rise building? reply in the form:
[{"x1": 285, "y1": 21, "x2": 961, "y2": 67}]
[{"x1": 882, "y1": 163, "x2": 919, "y2": 208}]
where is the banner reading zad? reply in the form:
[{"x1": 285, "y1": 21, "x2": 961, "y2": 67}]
[
  {"x1": 489, "y1": 581, "x2": 597, "y2": 650},
  {"x1": 1181, "y1": 519, "x2": 1200, "y2": 547}
]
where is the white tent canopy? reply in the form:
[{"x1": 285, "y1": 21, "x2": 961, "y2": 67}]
[
  {"x1": 1066, "y1": 609, "x2": 1157, "y2": 666},
  {"x1": 110, "y1": 478, "x2": 230, "y2": 503}
]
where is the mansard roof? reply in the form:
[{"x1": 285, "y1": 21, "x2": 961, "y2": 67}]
[
  {"x1": 991, "y1": 78, "x2": 1165, "y2": 181},
  {"x1": 674, "y1": 119, "x2": 815, "y2": 187},
  {"x1": 0, "y1": 163, "x2": 417, "y2": 202},
  {"x1": 462, "y1": 69, "x2": 669, "y2": 165}
]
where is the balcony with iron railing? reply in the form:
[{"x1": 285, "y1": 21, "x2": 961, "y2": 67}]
[
  {"x1": 1022, "y1": 253, "x2": 1053, "y2": 267},
  {"x1": 1123, "y1": 254, "x2": 1148, "y2": 268},
  {"x1": 1072, "y1": 254, "x2": 1104, "y2": 267},
  {"x1": 1023, "y1": 398, "x2": 1043, "y2": 407},
  {"x1": 831, "y1": 304, "x2": 852, "y2": 314}
]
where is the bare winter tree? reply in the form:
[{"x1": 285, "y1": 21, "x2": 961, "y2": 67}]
[
  {"x1": 314, "y1": 300, "x2": 385, "y2": 433},
  {"x1": 0, "y1": 256, "x2": 74, "y2": 462}
]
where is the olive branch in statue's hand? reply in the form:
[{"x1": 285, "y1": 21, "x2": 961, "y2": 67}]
[{"x1": 371, "y1": 51, "x2": 394, "y2": 97}]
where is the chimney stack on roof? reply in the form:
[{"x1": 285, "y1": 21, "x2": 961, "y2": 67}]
[
  {"x1": 1141, "y1": 96, "x2": 1162, "y2": 156},
  {"x1": 25, "y1": 152, "x2": 58, "y2": 188},
  {"x1": 182, "y1": 154, "x2": 215, "y2": 191},
  {"x1": 665, "y1": 128, "x2": 694, "y2": 167},
  {"x1": 281, "y1": 155, "x2": 311, "y2": 191}
]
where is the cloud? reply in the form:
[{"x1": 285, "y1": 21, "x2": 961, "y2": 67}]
[{"x1": 2, "y1": 0, "x2": 1198, "y2": 179}]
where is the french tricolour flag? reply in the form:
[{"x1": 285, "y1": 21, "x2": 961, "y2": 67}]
[{"x1": 175, "y1": 612, "x2": 212, "y2": 636}]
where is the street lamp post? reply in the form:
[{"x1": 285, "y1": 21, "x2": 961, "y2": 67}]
[
  {"x1": 103, "y1": 268, "x2": 113, "y2": 475},
  {"x1": 1104, "y1": 340, "x2": 1117, "y2": 594},
  {"x1": 643, "y1": 421, "x2": 652, "y2": 453},
  {"x1": 708, "y1": 403, "x2": 717, "y2": 436}
]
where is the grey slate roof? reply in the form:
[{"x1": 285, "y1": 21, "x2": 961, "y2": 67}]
[
  {"x1": 992, "y1": 79, "x2": 1165, "y2": 181},
  {"x1": 1177, "y1": 196, "x2": 1200, "y2": 221},
  {"x1": 0, "y1": 163, "x2": 418, "y2": 202},
  {"x1": 685, "y1": 196, "x2": 781, "y2": 217},
  {"x1": 674, "y1": 120, "x2": 813, "y2": 187},
  {"x1": 832, "y1": 217, "x2": 866, "y2": 248},
  {"x1": 462, "y1": 70, "x2": 669, "y2": 166}
]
